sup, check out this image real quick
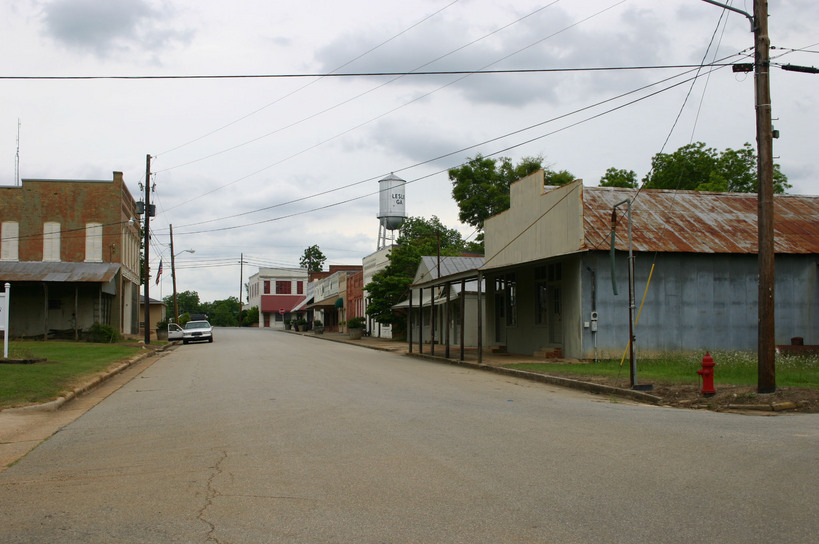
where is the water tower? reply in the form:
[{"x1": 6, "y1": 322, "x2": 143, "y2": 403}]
[{"x1": 377, "y1": 173, "x2": 406, "y2": 250}]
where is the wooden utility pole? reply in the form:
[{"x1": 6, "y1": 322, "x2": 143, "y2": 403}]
[
  {"x1": 754, "y1": 0, "x2": 776, "y2": 393},
  {"x1": 702, "y1": 0, "x2": 775, "y2": 393},
  {"x1": 143, "y1": 154, "x2": 151, "y2": 345},
  {"x1": 238, "y1": 253, "x2": 244, "y2": 327},
  {"x1": 170, "y1": 224, "x2": 179, "y2": 324}
]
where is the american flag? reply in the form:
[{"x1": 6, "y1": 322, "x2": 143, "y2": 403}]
[{"x1": 155, "y1": 259, "x2": 163, "y2": 285}]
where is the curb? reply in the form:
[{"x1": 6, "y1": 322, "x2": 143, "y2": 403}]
[
  {"x1": 284, "y1": 330, "x2": 662, "y2": 405},
  {"x1": 3, "y1": 342, "x2": 177, "y2": 414}
]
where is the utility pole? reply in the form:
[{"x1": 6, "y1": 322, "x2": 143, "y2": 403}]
[
  {"x1": 754, "y1": 0, "x2": 776, "y2": 394},
  {"x1": 701, "y1": 0, "x2": 775, "y2": 393},
  {"x1": 170, "y1": 224, "x2": 178, "y2": 324},
  {"x1": 238, "y1": 253, "x2": 244, "y2": 327},
  {"x1": 143, "y1": 154, "x2": 152, "y2": 344}
]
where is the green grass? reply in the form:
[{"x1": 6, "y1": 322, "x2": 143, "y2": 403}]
[
  {"x1": 507, "y1": 350, "x2": 819, "y2": 389},
  {"x1": 0, "y1": 340, "x2": 144, "y2": 409}
]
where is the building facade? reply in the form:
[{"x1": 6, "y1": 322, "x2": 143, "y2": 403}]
[
  {"x1": 247, "y1": 267, "x2": 308, "y2": 329},
  {"x1": 482, "y1": 174, "x2": 819, "y2": 359},
  {"x1": 0, "y1": 173, "x2": 141, "y2": 337}
]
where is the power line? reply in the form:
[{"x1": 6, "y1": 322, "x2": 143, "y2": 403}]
[{"x1": 0, "y1": 64, "x2": 736, "y2": 82}]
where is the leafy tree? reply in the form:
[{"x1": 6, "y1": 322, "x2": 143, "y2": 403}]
[
  {"x1": 163, "y1": 290, "x2": 202, "y2": 320},
  {"x1": 242, "y1": 306, "x2": 259, "y2": 327},
  {"x1": 642, "y1": 142, "x2": 790, "y2": 193},
  {"x1": 600, "y1": 167, "x2": 638, "y2": 188},
  {"x1": 202, "y1": 297, "x2": 241, "y2": 327},
  {"x1": 365, "y1": 216, "x2": 465, "y2": 337},
  {"x1": 299, "y1": 244, "x2": 326, "y2": 272},
  {"x1": 449, "y1": 154, "x2": 544, "y2": 234},
  {"x1": 544, "y1": 169, "x2": 576, "y2": 186}
]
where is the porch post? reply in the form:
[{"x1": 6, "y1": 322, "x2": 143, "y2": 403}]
[
  {"x1": 418, "y1": 287, "x2": 423, "y2": 354},
  {"x1": 74, "y1": 286, "x2": 79, "y2": 340},
  {"x1": 444, "y1": 281, "x2": 450, "y2": 359},
  {"x1": 408, "y1": 288, "x2": 413, "y2": 354},
  {"x1": 430, "y1": 286, "x2": 435, "y2": 356},
  {"x1": 42, "y1": 283, "x2": 48, "y2": 341},
  {"x1": 460, "y1": 278, "x2": 466, "y2": 361},
  {"x1": 477, "y1": 272, "x2": 483, "y2": 364}
]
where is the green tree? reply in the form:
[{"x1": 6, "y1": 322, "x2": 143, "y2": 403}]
[
  {"x1": 365, "y1": 216, "x2": 465, "y2": 337},
  {"x1": 544, "y1": 169, "x2": 576, "y2": 186},
  {"x1": 642, "y1": 142, "x2": 790, "y2": 193},
  {"x1": 599, "y1": 167, "x2": 638, "y2": 188},
  {"x1": 242, "y1": 306, "x2": 259, "y2": 327},
  {"x1": 449, "y1": 154, "x2": 544, "y2": 234},
  {"x1": 164, "y1": 290, "x2": 201, "y2": 320},
  {"x1": 299, "y1": 244, "x2": 326, "y2": 272},
  {"x1": 203, "y1": 297, "x2": 241, "y2": 327}
]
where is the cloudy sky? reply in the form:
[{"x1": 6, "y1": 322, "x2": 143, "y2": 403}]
[{"x1": 2, "y1": 0, "x2": 817, "y2": 303}]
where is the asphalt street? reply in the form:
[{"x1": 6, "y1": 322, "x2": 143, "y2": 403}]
[{"x1": 0, "y1": 328, "x2": 816, "y2": 543}]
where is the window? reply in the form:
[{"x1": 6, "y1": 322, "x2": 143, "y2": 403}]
[
  {"x1": 85, "y1": 222, "x2": 103, "y2": 262},
  {"x1": 1, "y1": 221, "x2": 19, "y2": 261},
  {"x1": 263, "y1": 281, "x2": 270, "y2": 294},
  {"x1": 505, "y1": 273, "x2": 517, "y2": 326},
  {"x1": 43, "y1": 222, "x2": 60, "y2": 262},
  {"x1": 276, "y1": 281, "x2": 291, "y2": 294},
  {"x1": 296, "y1": 281, "x2": 303, "y2": 294}
]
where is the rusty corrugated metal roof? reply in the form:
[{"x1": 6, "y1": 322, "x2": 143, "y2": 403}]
[
  {"x1": 0, "y1": 261, "x2": 121, "y2": 282},
  {"x1": 582, "y1": 186, "x2": 819, "y2": 254}
]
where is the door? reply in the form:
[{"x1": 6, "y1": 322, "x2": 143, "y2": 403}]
[{"x1": 168, "y1": 323, "x2": 184, "y2": 340}]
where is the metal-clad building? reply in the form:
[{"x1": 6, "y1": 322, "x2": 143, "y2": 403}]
[{"x1": 481, "y1": 174, "x2": 819, "y2": 359}]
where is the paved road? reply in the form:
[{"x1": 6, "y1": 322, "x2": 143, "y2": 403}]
[{"x1": 0, "y1": 328, "x2": 816, "y2": 543}]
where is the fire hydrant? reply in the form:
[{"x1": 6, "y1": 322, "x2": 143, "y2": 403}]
[{"x1": 697, "y1": 352, "x2": 716, "y2": 397}]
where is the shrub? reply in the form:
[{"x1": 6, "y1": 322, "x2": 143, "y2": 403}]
[
  {"x1": 347, "y1": 316, "x2": 365, "y2": 329},
  {"x1": 87, "y1": 322, "x2": 121, "y2": 343}
]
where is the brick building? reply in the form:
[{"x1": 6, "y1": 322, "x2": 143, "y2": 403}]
[{"x1": 0, "y1": 173, "x2": 141, "y2": 338}]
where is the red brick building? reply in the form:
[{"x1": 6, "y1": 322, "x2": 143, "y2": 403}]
[{"x1": 0, "y1": 173, "x2": 141, "y2": 337}]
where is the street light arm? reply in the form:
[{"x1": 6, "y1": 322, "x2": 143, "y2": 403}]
[{"x1": 700, "y1": 0, "x2": 755, "y2": 31}]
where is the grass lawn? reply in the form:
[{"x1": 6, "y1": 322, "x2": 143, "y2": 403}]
[
  {"x1": 0, "y1": 340, "x2": 146, "y2": 409},
  {"x1": 507, "y1": 351, "x2": 819, "y2": 389}
]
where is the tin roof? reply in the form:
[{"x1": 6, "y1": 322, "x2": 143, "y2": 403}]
[
  {"x1": 582, "y1": 186, "x2": 819, "y2": 254},
  {"x1": 0, "y1": 261, "x2": 121, "y2": 282},
  {"x1": 418, "y1": 256, "x2": 486, "y2": 281}
]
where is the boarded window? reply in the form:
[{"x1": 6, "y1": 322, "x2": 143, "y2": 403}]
[
  {"x1": 43, "y1": 222, "x2": 60, "y2": 262},
  {"x1": 85, "y1": 222, "x2": 103, "y2": 262},
  {"x1": 1, "y1": 221, "x2": 19, "y2": 261},
  {"x1": 297, "y1": 281, "x2": 304, "y2": 294},
  {"x1": 264, "y1": 281, "x2": 270, "y2": 294}
]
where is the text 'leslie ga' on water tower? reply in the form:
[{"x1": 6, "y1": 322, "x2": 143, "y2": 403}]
[{"x1": 377, "y1": 172, "x2": 406, "y2": 250}]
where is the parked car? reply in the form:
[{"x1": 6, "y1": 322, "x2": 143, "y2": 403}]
[{"x1": 179, "y1": 320, "x2": 214, "y2": 344}]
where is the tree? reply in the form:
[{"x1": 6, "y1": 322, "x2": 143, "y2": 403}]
[
  {"x1": 449, "y1": 154, "x2": 544, "y2": 234},
  {"x1": 365, "y1": 216, "x2": 465, "y2": 337},
  {"x1": 299, "y1": 244, "x2": 326, "y2": 272},
  {"x1": 642, "y1": 142, "x2": 790, "y2": 193},
  {"x1": 202, "y1": 297, "x2": 240, "y2": 327},
  {"x1": 600, "y1": 167, "x2": 638, "y2": 188},
  {"x1": 241, "y1": 306, "x2": 259, "y2": 327},
  {"x1": 163, "y1": 290, "x2": 201, "y2": 320}
]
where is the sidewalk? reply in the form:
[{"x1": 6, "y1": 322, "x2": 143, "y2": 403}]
[{"x1": 285, "y1": 330, "x2": 663, "y2": 404}]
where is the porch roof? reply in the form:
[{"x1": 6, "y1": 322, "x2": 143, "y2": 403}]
[{"x1": 0, "y1": 261, "x2": 121, "y2": 283}]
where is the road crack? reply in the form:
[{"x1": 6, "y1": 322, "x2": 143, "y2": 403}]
[{"x1": 198, "y1": 449, "x2": 227, "y2": 543}]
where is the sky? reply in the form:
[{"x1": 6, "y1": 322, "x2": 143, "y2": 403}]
[{"x1": 1, "y1": 0, "x2": 817, "y2": 303}]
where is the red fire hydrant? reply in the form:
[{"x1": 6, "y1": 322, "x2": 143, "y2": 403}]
[{"x1": 697, "y1": 352, "x2": 716, "y2": 397}]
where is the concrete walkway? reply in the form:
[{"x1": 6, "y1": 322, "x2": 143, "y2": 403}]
[{"x1": 286, "y1": 329, "x2": 662, "y2": 404}]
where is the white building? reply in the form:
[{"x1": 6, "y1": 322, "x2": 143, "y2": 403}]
[{"x1": 247, "y1": 267, "x2": 308, "y2": 329}]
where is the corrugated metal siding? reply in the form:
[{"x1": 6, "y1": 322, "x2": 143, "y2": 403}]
[
  {"x1": 420, "y1": 256, "x2": 485, "y2": 279},
  {"x1": 582, "y1": 186, "x2": 819, "y2": 254},
  {"x1": 0, "y1": 261, "x2": 120, "y2": 282}
]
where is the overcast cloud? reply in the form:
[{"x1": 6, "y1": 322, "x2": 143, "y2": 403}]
[{"x1": 1, "y1": 0, "x2": 817, "y2": 302}]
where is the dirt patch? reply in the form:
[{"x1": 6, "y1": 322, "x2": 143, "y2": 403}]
[{"x1": 516, "y1": 370, "x2": 819, "y2": 413}]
